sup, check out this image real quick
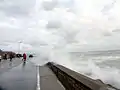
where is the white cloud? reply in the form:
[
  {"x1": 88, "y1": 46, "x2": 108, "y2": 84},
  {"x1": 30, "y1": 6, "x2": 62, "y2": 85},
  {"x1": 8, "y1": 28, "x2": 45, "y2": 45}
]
[
  {"x1": 46, "y1": 20, "x2": 61, "y2": 29},
  {"x1": 0, "y1": 0, "x2": 120, "y2": 52},
  {"x1": 42, "y1": 0, "x2": 58, "y2": 11}
]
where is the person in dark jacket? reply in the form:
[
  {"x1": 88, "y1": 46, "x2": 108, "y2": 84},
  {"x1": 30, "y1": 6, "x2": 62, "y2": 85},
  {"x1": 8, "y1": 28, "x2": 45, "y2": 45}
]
[
  {"x1": 0, "y1": 55, "x2": 2, "y2": 62},
  {"x1": 4, "y1": 54, "x2": 7, "y2": 60},
  {"x1": 10, "y1": 53, "x2": 13, "y2": 61}
]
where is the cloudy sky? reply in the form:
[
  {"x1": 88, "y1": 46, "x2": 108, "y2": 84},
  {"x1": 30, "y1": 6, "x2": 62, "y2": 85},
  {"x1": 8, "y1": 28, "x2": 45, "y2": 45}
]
[{"x1": 0, "y1": 0, "x2": 120, "y2": 52}]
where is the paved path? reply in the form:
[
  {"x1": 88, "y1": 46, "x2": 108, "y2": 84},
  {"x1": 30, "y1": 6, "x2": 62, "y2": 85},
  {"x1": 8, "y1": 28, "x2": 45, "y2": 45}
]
[
  {"x1": 39, "y1": 65, "x2": 65, "y2": 90},
  {"x1": 0, "y1": 58, "x2": 22, "y2": 74},
  {"x1": 0, "y1": 61, "x2": 37, "y2": 90},
  {"x1": 0, "y1": 60, "x2": 65, "y2": 90}
]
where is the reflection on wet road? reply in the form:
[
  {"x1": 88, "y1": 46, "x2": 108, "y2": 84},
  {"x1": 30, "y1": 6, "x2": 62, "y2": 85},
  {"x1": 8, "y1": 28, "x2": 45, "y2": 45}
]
[
  {"x1": 0, "y1": 58, "x2": 22, "y2": 74},
  {"x1": 0, "y1": 61, "x2": 37, "y2": 90}
]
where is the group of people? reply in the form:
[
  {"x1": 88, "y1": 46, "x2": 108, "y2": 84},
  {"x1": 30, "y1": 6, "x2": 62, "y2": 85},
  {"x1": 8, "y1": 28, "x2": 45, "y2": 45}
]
[
  {"x1": 0, "y1": 53, "x2": 10, "y2": 62},
  {"x1": 0, "y1": 53, "x2": 27, "y2": 62}
]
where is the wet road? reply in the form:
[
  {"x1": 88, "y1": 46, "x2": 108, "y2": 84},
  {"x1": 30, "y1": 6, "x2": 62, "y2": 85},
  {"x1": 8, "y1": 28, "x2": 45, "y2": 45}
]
[
  {"x1": 40, "y1": 66, "x2": 65, "y2": 90},
  {"x1": 0, "y1": 58, "x2": 22, "y2": 74},
  {"x1": 0, "y1": 59, "x2": 65, "y2": 90},
  {"x1": 0, "y1": 61, "x2": 37, "y2": 90}
]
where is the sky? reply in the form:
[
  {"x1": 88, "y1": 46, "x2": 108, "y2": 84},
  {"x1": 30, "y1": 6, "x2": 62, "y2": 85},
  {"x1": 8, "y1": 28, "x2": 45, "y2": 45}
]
[{"x1": 0, "y1": 0, "x2": 120, "y2": 52}]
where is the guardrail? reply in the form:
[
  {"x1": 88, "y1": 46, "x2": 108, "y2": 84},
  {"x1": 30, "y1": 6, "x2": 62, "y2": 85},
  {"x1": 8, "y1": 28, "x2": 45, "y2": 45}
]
[{"x1": 46, "y1": 62, "x2": 108, "y2": 90}]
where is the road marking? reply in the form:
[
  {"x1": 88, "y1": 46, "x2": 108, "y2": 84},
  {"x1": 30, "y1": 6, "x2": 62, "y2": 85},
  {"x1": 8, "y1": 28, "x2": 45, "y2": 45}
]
[
  {"x1": 37, "y1": 66, "x2": 40, "y2": 90},
  {"x1": 57, "y1": 80, "x2": 65, "y2": 90}
]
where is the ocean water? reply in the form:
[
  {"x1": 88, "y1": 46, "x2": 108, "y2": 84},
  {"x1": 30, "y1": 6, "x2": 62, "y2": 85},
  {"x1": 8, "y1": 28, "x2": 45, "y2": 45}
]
[
  {"x1": 64, "y1": 50, "x2": 120, "y2": 89},
  {"x1": 31, "y1": 50, "x2": 120, "y2": 89}
]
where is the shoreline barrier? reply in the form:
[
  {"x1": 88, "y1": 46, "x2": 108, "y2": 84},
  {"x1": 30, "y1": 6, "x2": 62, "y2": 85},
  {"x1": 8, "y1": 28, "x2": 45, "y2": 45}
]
[{"x1": 46, "y1": 62, "x2": 108, "y2": 90}]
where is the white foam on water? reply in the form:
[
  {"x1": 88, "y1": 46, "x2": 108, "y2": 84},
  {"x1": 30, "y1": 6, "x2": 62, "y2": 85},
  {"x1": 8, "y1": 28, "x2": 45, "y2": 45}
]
[
  {"x1": 88, "y1": 60, "x2": 120, "y2": 89},
  {"x1": 70, "y1": 59, "x2": 120, "y2": 89}
]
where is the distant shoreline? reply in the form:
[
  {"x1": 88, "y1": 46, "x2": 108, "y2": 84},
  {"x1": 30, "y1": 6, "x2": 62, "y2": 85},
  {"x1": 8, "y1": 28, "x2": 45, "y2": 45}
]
[{"x1": 69, "y1": 49, "x2": 120, "y2": 53}]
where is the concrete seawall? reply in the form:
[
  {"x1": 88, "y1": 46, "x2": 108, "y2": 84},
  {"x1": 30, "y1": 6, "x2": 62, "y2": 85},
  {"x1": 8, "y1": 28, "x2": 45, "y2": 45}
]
[{"x1": 46, "y1": 62, "x2": 108, "y2": 90}]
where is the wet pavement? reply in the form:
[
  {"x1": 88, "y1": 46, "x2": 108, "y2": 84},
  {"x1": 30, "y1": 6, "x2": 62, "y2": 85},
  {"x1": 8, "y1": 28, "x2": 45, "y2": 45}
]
[
  {"x1": 40, "y1": 66, "x2": 65, "y2": 90},
  {"x1": 0, "y1": 58, "x2": 22, "y2": 74},
  {"x1": 0, "y1": 58, "x2": 65, "y2": 90},
  {"x1": 0, "y1": 61, "x2": 37, "y2": 90}
]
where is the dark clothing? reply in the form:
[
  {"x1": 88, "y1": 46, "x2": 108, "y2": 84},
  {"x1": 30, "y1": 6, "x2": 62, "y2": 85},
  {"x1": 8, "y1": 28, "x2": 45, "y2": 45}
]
[
  {"x1": 10, "y1": 54, "x2": 13, "y2": 61},
  {"x1": 4, "y1": 54, "x2": 7, "y2": 60},
  {"x1": 10, "y1": 54, "x2": 13, "y2": 59},
  {"x1": 0, "y1": 56, "x2": 1, "y2": 62}
]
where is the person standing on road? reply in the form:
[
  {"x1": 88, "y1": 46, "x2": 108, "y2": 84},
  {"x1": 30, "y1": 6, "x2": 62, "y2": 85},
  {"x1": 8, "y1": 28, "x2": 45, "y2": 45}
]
[
  {"x1": 23, "y1": 53, "x2": 27, "y2": 62},
  {"x1": 10, "y1": 53, "x2": 13, "y2": 61},
  {"x1": 0, "y1": 55, "x2": 2, "y2": 62},
  {"x1": 4, "y1": 54, "x2": 7, "y2": 60}
]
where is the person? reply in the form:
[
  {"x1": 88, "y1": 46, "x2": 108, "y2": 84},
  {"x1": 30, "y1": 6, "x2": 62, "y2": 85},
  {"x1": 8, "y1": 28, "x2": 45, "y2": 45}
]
[
  {"x1": 9, "y1": 53, "x2": 13, "y2": 61},
  {"x1": 4, "y1": 54, "x2": 7, "y2": 60},
  {"x1": 0, "y1": 56, "x2": 1, "y2": 62},
  {"x1": 29, "y1": 54, "x2": 33, "y2": 58},
  {"x1": 23, "y1": 53, "x2": 27, "y2": 62}
]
